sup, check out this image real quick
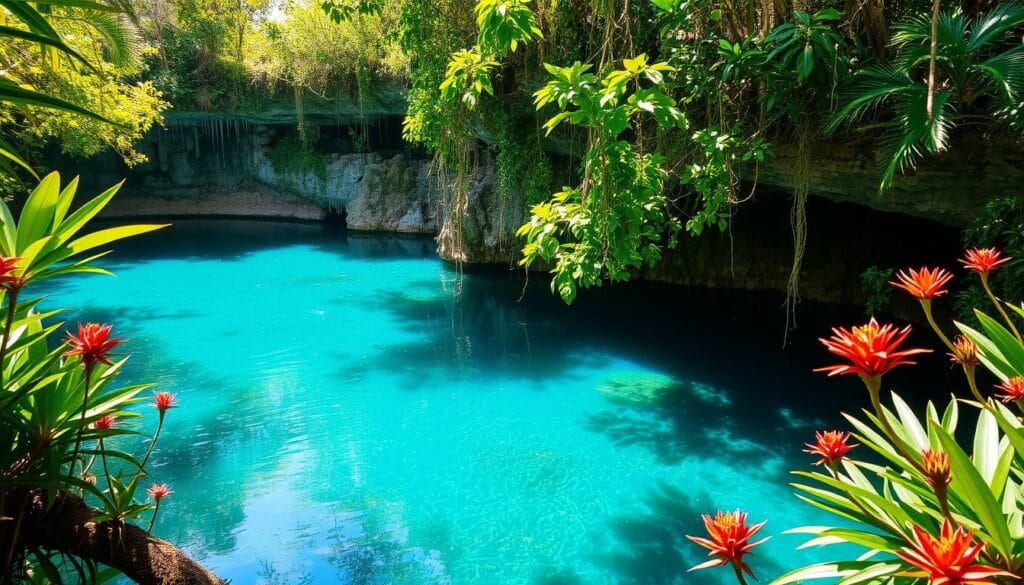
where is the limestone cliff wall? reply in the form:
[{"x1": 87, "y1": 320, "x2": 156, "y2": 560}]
[
  {"x1": 47, "y1": 116, "x2": 997, "y2": 307},
  {"x1": 753, "y1": 136, "x2": 1023, "y2": 226},
  {"x1": 55, "y1": 118, "x2": 438, "y2": 233}
]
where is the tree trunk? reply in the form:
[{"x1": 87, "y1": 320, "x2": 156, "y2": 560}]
[
  {"x1": 926, "y1": 0, "x2": 941, "y2": 119},
  {"x1": 19, "y1": 491, "x2": 223, "y2": 585}
]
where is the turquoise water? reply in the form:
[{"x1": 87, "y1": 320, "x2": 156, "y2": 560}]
[{"x1": 46, "y1": 219, "x2": 876, "y2": 585}]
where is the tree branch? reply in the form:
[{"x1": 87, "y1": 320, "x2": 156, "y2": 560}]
[{"x1": 19, "y1": 490, "x2": 223, "y2": 585}]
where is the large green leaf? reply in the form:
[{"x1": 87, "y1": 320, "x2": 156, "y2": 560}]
[
  {"x1": 15, "y1": 172, "x2": 61, "y2": 253},
  {"x1": 976, "y1": 310, "x2": 1024, "y2": 372},
  {"x1": 932, "y1": 424, "x2": 1014, "y2": 558},
  {"x1": 0, "y1": 81, "x2": 112, "y2": 123},
  {"x1": 0, "y1": 196, "x2": 18, "y2": 255},
  {"x1": 772, "y1": 561, "x2": 901, "y2": 585},
  {"x1": 53, "y1": 180, "x2": 123, "y2": 244},
  {"x1": 0, "y1": 135, "x2": 39, "y2": 180},
  {"x1": 957, "y1": 320, "x2": 1021, "y2": 380},
  {"x1": 0, "y1": 24, "x2": 92, "y2": 69},
  {"x1": 66, "y1": 224, "x2": 168, "y2": 256},
  {"x1": 0, "y1": 0, "x2": 62, "y2": 38}
]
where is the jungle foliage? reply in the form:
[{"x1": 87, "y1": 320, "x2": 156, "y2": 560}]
[{"x1": 3, "y1": 0, "x2": 1023, "y2": 303}]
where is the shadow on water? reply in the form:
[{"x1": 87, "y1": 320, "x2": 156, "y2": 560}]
[
  {"x1": 340, "y1": 262, "x2": 960, "y2": 472},
  {"x1": 592, "y1": 480, "x2": 786, "y2": 585},
  {"x1": 586, "y1": 379, "x2": 784, "y2": 475}
]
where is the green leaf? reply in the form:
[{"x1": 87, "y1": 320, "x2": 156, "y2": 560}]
[
  {"x1": 973, "y1": 408, "x2": 1004, "y2": 487},
  {"x1": 0, "y1": 81, "x2": 112, "y2": 123},
  {"x1": 54, "y1": 180, "x2": 124, "y2": 244},
  {"x1": 976, "y1": 311, "x2": 1024, "y2": 373},
  {"x1": 16, "y1": 172, "x2": 61, "y2": 254},
  {"x1": 0, "y1": 135, "x2": 39, "y2": 180},
  {"x1": 891, "y1": 392, "x2": 929, "y2": 450},
  {"x1": 66, "y1": 224, "x2": 168, "y2": 256},
  {"x1": 772, "y1": 561, "x2": 900, "y2": 585},
  {"x1": 53, "y1": 176, "x2": 79, "y2": 227},
  {"x1": 958, "y1": 319, "x2": 1022, "y2": 380},
  {"x1": 797, "y1": 43, "x2": 815, "y2": 80},
  {"x1": 0, "y1": 25, "x2": 93, "y2": 69},
  {"x1": 932, "y1": 424, "x2": 1013, "y2": 558},
  {"x1": 0, "y1": 197, "x2": 17, "y2": 255},
  {"x1": 0, "y1": 0, "x2": 60, "y2": 38}
]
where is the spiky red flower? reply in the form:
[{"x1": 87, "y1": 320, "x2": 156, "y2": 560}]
[
  {"x1": 898, "y1": 520, "x2": 1012, "y2": 584},
  {"x1": 949, "y1": 336, "x2": 979, "y2": 367},
  {"x1": 804, "y1": 430, "x2": 858, "y2": 467},
  {"x1": 891, "y1": 267, "x2": 954, "y2": 300},
  {"x1": 995, "y1": 377, "x2": 1024, "y2": 403},
  {"x1": 921, "y1": 449, "x2": 951, "y2": 488},
  {"x1": 93, "y1": 415, "x2": 116, "y2": 430},
  {"x1": 147, "y1": 483, "x2": 172, "y2": 501},
  {"x1": 63, "y1": 323, "x2": 122, "y2": 370},
  {"x1": 686, "y1": 510, "x2": 768, "y2": 578},
  {"x1": 816, "y1": 318, "x2": 931, "y2": 379},
  {"x1": 154, "y1": 391, "x2": 176, "y2": 413},
  {"x1": 961, "y1": 248, "x2": 1011, "y2": 274},
  {"x1": 0, "y1": 256, "x2": 23, "y2": 291}
]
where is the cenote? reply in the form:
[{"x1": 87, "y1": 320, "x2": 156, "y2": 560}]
[{"x1": 46, "y1": 219, "x2": 947, "y2": 585}]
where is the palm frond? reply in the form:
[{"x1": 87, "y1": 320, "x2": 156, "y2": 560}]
[
  {"x1": 894, "y1": 11, "x2": 969, "y2": 71},
  {"x1": 82, "y1": 11, "x2": 141, "y2": 68},
  {"x1": 827, "y1": 66, "x2": 917, "y2": 133},
  {"x1": 977, "y1": 44, "x2": 1024, "y2": 104},
  {"x1": 968, "y1": 1, "x2": 1024, "y2": 51},
  {"x1": 878, "y1": 87, "x2": 955, "y2": 191}
]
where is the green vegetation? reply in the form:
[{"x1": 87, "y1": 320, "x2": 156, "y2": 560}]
[
  {"x1": 2, "y1": 0, "x2": 1023, "y2": 304},
  {"x1": 0, "y1": 0, "x2": 166, "y2": 188},
  {"x1": 268, "y1": 134, "x2": 329, "y2": 183}
]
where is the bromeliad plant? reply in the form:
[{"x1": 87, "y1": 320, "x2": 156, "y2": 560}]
[
  {"x1": 0, "y1": 173, "x2": 211, "y2": 583},
  {"x1": 686, "y1": 247, "x2": 1024, "y2": 584}
]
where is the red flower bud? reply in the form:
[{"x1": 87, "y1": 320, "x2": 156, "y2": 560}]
[
  {"x1": 961, "y1": 248, "x2": 1011, "y2": 274},
  {"x1": 804, "y1": 430, "x2": 858, "y2": 467},
  {"x1": 64, "y1": 323, "x2": 122, "y2": 370},
  {"x1": 94, "y1": 415, "x2": 116, "y2": 430},
  {"x1": 816, "y1": 318, "x2": 930, "y2": 379},
  {"x1": 891, "y1": 267, "x2": 954, "y2": 300},
  {"x1": 147, "y1": 483, "x2": 172, "y2": 501}
]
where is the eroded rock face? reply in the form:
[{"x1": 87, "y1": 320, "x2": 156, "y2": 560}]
[
  {"x1": 58, "y1": 119, "x2": 439, "y2": 234},
  {"x1": 436, "y1": 156, "x2": 527, "y2": 266},
  {"x1": 752, "y1": 136, "x2": 1024, "y2": 226}
]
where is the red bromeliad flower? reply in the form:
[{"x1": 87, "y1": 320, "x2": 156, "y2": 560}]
[
  {"x1": 949, "y1": 336, "x2": 979, "y2": 367},
  {"x1": 898, "y1": 520, "x2": 1012, "y2": 584},
  {"x1": 0, "y1": 256, "x2": 23, "y2": 291},
  {"x1": 961, "y1": 248, "x2": 1011, "y2": 274},
  {"x1": 686, "y1": 510, "x2": 768, "y2": 578},
  {"x1": 816, "y1": 318, "x2": 930, "y2": 379},
  {"x1": 147, "y1": 483, "x2": 172, "y2": 501},
  {"x1": 804, "y1": 430, "x2": 858, "y2": 467},
  {"x1": 94, "y1": 415, "x2": 116, "y2": 430},
  {"x1": 891, "y1": 267, "x2": 954, "y2": 300},
  {"x1": 63, "y1": 323, "x2": 122, "y2": 370},
  {"x1": 995, "y1": 377, "x2": 1024, "y2": 403},
  {"x1": 154, "y1": 391, "x2": 177, "y2": 413},
  {"x1": 921, "y1": 449, "x2": 951, "y2": 488}
]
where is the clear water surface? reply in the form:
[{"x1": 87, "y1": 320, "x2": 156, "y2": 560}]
[{"x1": 44, "y1": 219, "x2": 919, "y2": 585}]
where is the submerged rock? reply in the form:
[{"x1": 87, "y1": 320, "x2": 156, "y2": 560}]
[{"x1": 597, "y1": 373, "x2": 679, "y2": 407}]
